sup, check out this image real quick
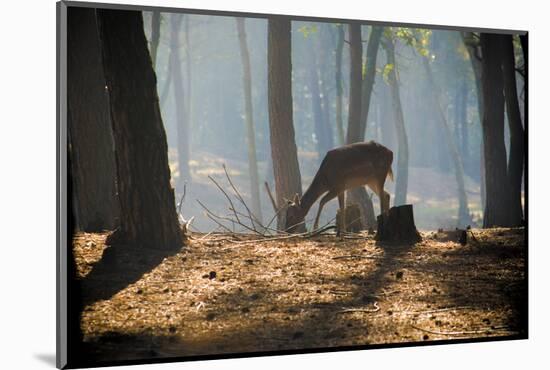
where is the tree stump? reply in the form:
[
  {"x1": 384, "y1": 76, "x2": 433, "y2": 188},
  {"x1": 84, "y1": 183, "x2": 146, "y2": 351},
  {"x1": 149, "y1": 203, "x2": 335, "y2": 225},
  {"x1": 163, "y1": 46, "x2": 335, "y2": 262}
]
[
  {"x1": 376, "y1": 205, "x2": 422, "y2": 243},
  {"x1": 336, "y1": 204, "x2": 363, "y2": 233}
]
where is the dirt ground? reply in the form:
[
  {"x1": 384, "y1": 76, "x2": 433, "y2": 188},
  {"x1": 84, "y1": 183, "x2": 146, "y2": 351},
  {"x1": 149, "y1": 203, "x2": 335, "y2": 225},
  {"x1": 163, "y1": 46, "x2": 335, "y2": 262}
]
[{"x1": 73, "y1": 227, "x2": 526, "y2": 364}]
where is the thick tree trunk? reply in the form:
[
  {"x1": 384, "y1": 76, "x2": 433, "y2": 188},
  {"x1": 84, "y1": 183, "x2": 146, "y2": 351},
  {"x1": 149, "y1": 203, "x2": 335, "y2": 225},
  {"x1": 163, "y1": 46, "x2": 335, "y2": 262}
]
[
  {"x1": 345, "y1": 23, "x2": 376, "y2": 228},
  {"x1": 170, "y1": 15, "x2": 192, "y2": 187},
  {"x1": 67, "y1": 7, "x2": 118, "y2": 232},
  {"x1": 150, "y1": 11, "x2": 160, "y2": 67},
  {"x1": 383, "y1": 38, "x2": 409, "y2": 206},
  {"x1": 97, "y1": 9, "x2": 182, "y2": 249},
  {"x1": 502, "y1": 35, "x2": 524, "y2": 225},
  {"x1": 236, "y1": 17, "x2": 263, "y2": 226},
  {"x1": 268, "y1": 17, "x2": 304, "y2": 231},
  {"x1": 480, "y1": 33, "x2": 512, "y2": 228},
  {"x1": 358, "y1": 26, "x2": 383, "y2": 139},
  {"x1": 423, "y1": 59, "x2": 471, "y2": 227},
  {"x1": 334, "y1": 24, "x2": 345, "y2": 145}
]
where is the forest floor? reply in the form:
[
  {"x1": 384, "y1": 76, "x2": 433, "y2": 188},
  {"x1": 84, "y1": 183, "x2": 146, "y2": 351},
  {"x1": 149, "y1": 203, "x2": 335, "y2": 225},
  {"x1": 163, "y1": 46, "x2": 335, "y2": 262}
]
[{"x1": 73, "y1": 227, "x2": 526, "y2": 364}]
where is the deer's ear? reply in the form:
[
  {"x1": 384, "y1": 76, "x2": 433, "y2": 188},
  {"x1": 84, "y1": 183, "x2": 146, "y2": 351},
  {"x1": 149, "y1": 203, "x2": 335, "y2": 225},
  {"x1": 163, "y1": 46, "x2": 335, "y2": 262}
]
[{"x1": 293, "y1": 193, "x2": 300, "y2": 205}]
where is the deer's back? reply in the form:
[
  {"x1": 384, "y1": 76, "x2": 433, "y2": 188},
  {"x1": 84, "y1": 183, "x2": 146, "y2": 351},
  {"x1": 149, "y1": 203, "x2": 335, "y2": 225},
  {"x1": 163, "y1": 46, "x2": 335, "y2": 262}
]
[{"x1": 319, "y1": 141, "x2": 393, "y2": 192}]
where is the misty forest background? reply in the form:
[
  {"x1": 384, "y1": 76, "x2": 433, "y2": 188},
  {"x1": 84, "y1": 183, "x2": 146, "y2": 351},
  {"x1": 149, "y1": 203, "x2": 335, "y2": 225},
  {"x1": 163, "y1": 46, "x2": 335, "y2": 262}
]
[{"x1": 69, "y1": 10, "x2": 526, "y2": 236}]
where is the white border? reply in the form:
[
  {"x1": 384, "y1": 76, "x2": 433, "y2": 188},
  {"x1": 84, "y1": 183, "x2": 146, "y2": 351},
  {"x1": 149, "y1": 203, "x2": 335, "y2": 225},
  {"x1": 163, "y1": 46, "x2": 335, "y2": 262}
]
[{"x1": 2, "y1": 0, "x2": 547, "y2": 369}]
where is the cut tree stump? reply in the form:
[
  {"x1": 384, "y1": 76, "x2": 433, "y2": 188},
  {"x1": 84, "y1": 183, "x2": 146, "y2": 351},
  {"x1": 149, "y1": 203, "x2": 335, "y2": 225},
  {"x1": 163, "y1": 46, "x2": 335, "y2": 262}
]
[
  {"x1": 376, "y1": 204, "x2": 422, "y2": 244},
  {"x1": 336, "y1": 204, "x2": 363, "y2": 233}
]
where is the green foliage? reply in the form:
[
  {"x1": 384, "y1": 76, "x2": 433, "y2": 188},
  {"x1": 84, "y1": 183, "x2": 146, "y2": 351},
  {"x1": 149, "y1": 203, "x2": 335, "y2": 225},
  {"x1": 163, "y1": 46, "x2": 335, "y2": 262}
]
[
  {"x1": 387, "y1": 27, "x2": 432, "y2": 57},
  {"x1": 297, "y1": 25, "x2": 318, "y2": 39},
  {"x1": 382, "y1": 63, "x2": 394, "y2": 84}
]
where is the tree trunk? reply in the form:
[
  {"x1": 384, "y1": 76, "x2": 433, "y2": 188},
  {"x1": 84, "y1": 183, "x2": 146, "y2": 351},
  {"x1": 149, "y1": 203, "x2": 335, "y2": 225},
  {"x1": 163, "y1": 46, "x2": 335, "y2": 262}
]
[
  {"x1": 423, "y1": 59, "x2": 471, "y2": 227},
  {"x1": 150, "y1": 11, "x2": 161, "y2": 67},
  {"x1": 345, "y1": 23, "x2": 376, "y2": 228},
  {"x1": 317, "y1": 26, "x2": 334, "y2": 152},
  {"x1": 308, "y1": 39, "x2": 332, "y2": 156},
  {"x1": 480, "y1": 33, "x2": 512, "y2": 228},
  {"x1": 170, "y1": 14, "x2": 192, "y2": 186},
  {"x1": 502, "y1": 34, "x2": 524, "y2": 225},
  {"x1": 267, "y1": 17, "x2": 304, "y2": 231},
  {"x1": 334, "y1": 24, "x2": 345, "y2": 145},
  {"x1": 383, "y1": 37, "x2": 409, "y2": 206},
  {"x1": 236, "y1": 17, "x2": 263, "y2": 226},
  {"x1": 97, "y1": 9, "x2": 182, "y2": 249},
  {"x1": 358, "y1": 26, "x2": 383, "y2": 139},
  {"x1": 67, "y1": 7, "x2": 118, "y2": 232}
]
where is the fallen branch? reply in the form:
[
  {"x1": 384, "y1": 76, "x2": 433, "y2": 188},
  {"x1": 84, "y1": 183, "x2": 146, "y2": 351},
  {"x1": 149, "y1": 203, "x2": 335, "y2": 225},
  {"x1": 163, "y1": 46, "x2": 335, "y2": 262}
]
[
  {"x1": 223, "y1": 164, "x2": 262, "y2": 230},
  {"x1": 332, "y1": 255, "x2": 382, "y2": 260},
  {"x1": 411, "y1": 325, "x2": 512, "y2": 336},
  {"x1": 338, "y1": 302, "x2": 380, "y2": 314},
  {"x1": 207, "y1": 174, "x2": 244, "y2": 228}
]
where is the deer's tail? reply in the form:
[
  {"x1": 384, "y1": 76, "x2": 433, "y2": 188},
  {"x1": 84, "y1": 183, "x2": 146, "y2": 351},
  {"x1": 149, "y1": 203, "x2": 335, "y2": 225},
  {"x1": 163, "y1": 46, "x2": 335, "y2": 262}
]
[{"x1": 387, "y1": 166, "x2": 394, "y2": 182}]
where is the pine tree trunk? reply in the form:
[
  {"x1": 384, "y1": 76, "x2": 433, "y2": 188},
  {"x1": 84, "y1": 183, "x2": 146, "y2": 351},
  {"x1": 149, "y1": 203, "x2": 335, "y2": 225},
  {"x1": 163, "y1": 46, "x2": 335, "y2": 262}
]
[
  {"x1": 67, "y1": 7, "x2": 118, "y2": 232},
  {"x1": 423, "y1": 59, "x2": 471, "y2": 227},
  {"x1": 345, "y1": 23, "x2": 376, "y2": 228},
  {"x1": 480, "y1": 33, "x2": 512, "y2": 228},
  {"x1": 236, "y1": 17, "x2": 263, "y2": 226},
  {"x1": 268, "y1": 17, "x2": 304, "y2": 231},
  {"x1": 170, "y1": 15, "x2": 192, "y2": 187},
  {"x1": 383, "y1": 38, "x2": 409, "y2": 206},
  {"x1": 334, "y1": 24, "x2": 345, "y2": 145},
  {"x1": 502, "y1": 35, "x2": 524, "y2": 226},
  {"x1": 308, "y1": 38, "x2": 332, "y2": 156},
  {"x1": 97, "y1": 9, "x2": 182, "y2": 249},
  {"x1": 358, "y1": 26, "x2": 383, "y2": 139}
]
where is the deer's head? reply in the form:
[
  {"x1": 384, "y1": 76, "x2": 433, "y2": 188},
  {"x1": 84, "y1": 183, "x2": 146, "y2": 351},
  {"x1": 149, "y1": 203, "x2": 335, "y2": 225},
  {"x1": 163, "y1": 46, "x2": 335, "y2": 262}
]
[{"x1": 285, "y1": 193, "x2": 305, "y2": 233}]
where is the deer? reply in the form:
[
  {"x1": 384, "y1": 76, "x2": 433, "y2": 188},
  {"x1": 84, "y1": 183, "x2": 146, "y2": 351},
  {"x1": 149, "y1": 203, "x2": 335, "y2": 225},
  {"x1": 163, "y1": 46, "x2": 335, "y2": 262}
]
[{"x1": 285, "y1": 141, "x2": 394, "y2": 234}]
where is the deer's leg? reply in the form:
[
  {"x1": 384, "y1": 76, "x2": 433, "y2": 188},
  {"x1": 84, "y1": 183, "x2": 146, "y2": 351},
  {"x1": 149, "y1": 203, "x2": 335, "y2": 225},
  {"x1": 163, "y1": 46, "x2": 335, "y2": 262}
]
[
  {"x1": 337, "y1": 192, "x2": 346, "y2": 235},
  {"x1": 313, "y1": 191, "x2": 337, "y2": 230}
]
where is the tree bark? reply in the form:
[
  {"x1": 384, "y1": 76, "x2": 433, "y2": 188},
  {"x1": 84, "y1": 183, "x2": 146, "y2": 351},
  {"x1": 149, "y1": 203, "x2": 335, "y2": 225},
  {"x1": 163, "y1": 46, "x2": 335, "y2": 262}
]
[
  {"x1": 480, "y1": 33, "x2": 512, "y2": 228},
  {"x1": 170, "y1": 14, "x2": 192, "y2": 186},
  {"x1": 358, "y1": 26, "x2": 383, "y2": 139},
  {"x1": 67, "y1": 7, "x2": 118, "y2": 232},
  {"x1": 345, "y1": 23, "x2": 376, "y2": 227},
  {"x1": 423, "y1": 59, "x2": 471, "y2": 227},
  {"x1": 308, "y1": 37, "x2": 332, "y2": 156},
  {"x1": 334, "y1": 24, "x2": 345, "y2": 145},
  {"x1": 97, "y1": 9, "x2": 182, "y2": 249},
  {"x1": 268, "y1": 17, "x2": 304, "y2": 231},
  {"x1": 236, "y1": 17, "x2": 263, "y2": 226},
  {"x1": 383, "y1": 37, "x2": 409, "y2": 206},
  {"x1": 502, "y1": 34, "x2": 524, "y2": 225}
]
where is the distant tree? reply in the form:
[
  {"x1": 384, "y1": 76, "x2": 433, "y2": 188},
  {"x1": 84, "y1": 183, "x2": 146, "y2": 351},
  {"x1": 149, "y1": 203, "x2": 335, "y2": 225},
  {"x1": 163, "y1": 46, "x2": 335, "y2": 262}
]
[
  {"x1": 346, "y1": 25, "x2": 384, "y2": 225},
  {"x1": 382, "y1": 30, "x2": 409, "y2": 206},
  {"x1": 423, "y1": 58, "x2": 471, "y2": 227},
  {"x1": 150, "y1": 11, "x2": 161, "y2": 67},
  {"x1": 358, "y1": 26, "x2": 383, "y2": 141},
  {"x1": 67, "y1": 7, "x2": 118, "y2": 232},
  {"x1": 308, "y1": 31, "x2": 333, "y2": 156},
  {"x1": 170, "y1": 14, "x2": 192, "y2": 186},
  {"x1": 462, "y1": 32, "x2": 486, "y2": 215},
  {"x1": 502, "y1": 34, "x2": 524, "y2": 225},
  {"x1": 97, "y1": 9, "x2": 182, "y2": 248},
  {"x1": 480, "y1": 33, "x2": 512, "y2": 228},
  {"x1": 267, "y1": 17, "x2": 305, "y2": 231},
  {"x1": 236, "y1": 17, "x2": 263, "y2": 226},
  {"x1": 334, "y1": 24, "x2": 346, "y2": 145}
]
